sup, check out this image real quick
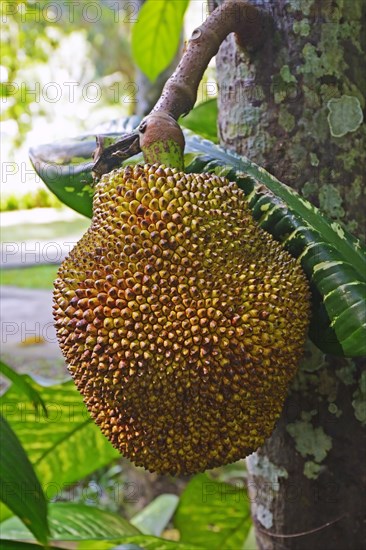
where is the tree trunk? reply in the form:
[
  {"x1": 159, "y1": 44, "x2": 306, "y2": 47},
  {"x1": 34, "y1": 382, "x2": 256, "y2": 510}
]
[{"x1": 214, "y1": 0, "x2": 366, "y2": 548}]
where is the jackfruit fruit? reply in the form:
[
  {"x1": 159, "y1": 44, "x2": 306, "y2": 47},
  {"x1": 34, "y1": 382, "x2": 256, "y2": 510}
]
[{"x1": 53, "y1": 164, "x2": 310, "y2": 475}]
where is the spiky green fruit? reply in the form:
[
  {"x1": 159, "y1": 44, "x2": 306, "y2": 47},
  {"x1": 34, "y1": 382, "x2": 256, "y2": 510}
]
[{"x1": 53, "y1": 164, "x2": 310, "y2": 475}]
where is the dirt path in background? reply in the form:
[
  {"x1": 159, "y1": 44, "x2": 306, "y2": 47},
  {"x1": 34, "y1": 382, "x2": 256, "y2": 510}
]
[{"x1": 0, "y1": 286, "x2": 68, "y2": 381}]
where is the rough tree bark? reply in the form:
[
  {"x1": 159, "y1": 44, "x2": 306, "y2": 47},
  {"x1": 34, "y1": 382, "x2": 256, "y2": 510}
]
[{"x1": 213, "y1": 0, "x2": 365, "y2": 548}]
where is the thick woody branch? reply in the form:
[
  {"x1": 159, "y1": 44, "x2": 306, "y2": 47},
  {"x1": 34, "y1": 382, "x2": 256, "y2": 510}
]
[
  {"x1": 93, "y1": 0, "x2": 268, "y2": 178},
  {"x1": 153, "y1": 0, "x2": 267, "y2": 119}
]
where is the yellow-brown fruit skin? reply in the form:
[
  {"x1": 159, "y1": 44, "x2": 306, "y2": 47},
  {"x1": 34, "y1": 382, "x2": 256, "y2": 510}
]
[{"x1": 53, "y1": 164, "x2": 310, "y2": 475}]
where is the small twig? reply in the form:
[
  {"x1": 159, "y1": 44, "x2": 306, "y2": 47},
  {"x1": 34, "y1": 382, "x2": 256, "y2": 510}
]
[
  {"x1": 255, "y1": 513, "x2": 347, "y2": 539},
  {"x1": 92, "y1": 0, "x2": 269, "y2": 177},
  {"x1": 92, "y1": 132, "x2": 140, "y2": 180}
]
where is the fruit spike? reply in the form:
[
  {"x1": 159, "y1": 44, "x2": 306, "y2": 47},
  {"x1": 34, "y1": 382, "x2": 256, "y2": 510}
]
[{"x1": 53, "y1": 164, "x2": 310, "y2": 475}]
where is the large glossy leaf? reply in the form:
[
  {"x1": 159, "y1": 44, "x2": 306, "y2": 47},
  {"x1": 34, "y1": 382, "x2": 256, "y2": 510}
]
[
  {"x1": 29, "y1": 122, "x2": 366, "y2": 356},
  {"x1": 1, "y1": 504, "x2": 200, "y2": 549},
  {"x1": 183, "y1": 133, "x2": 366, "y2": 357},
  {"x1": 0, "y1": 379, "x2": 119, "y2": 512},
  {"x1": 2, "y1": 507, "x2": 200, "y2": 550},
  {"x1": 174, "y1": 473, "x2": 252, "y2": 549},
  {"x1": 77, "y1": 537, "x2": 202, "y2": 550},
  {"x1": 28, "y1": 117, "x2": 140, "y2": 218},
  {"x1": 0, "y1": 415, "x2": 49, "y2": 545},
  {"x1": 0, "y1": 542, "x2": 68, "y2": 550},
  {"x1": 0, "y1": 361, "x2": 47, "y2": 415},
  {"x1": 29, "y1": 134, "x2": 94, "y2": 218},
  {"x1": 0, "y1": 502, "x2": 140, "y2": 541},
  {"x1": 131, "y1": 0, "x2": 189, "y2": 82}
]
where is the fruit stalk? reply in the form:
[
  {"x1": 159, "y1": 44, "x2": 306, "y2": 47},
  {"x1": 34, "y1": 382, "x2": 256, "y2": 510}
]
[
  {"x1": 93, "y1": 0, "x2": 268, "y2": 177},
  {"x1": 139, "y1": 112, "x2": 186, "y2": 171},
  {"x1": 152, "y1": 0, "x2": 266, "y2": 119}
]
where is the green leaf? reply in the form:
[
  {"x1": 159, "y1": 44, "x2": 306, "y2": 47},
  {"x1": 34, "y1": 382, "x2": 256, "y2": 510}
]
[
  {"x1": 0, "y1": 542, "x2": 69, "y2": 550},
  {"x1": 29, "y1": 117, "x2": 140, "y2": 218},
  {"x1": 78, "y1": 537, "x2": 201, "y2": 550},
  {"x1": 183, "y1": 132, "x2": 366, "y2": 357},
  {"x1": 0, "y1": 415, "x2": 49, "y2": 546},
  {"x1": 0, "y1": 361, "x2": 47, "y2": 416},
  {"x1": 0, "y1": 502, "x2": 140, "y2": 541},
  {"x1": 29, "y1": 134, "x2": 94, "y2": 218},
  {"x1": 131, "y1": 494, "x2": 179, "y2": 536},
  {"x1": 2, "y1": 515, "x2": 200, "y2": 550},
  {"x1": 180, "y1": 99, "x2": 218, "y2": 143},
  {"x1": 0, "y1": 380, "x2": 119, "y2": 508},
  {"x1": 174, "y1": 473, "x2": 252, "y2": 549},
  {"x1": 131, "y1": 0, "x2": 189, "y2": 82}
]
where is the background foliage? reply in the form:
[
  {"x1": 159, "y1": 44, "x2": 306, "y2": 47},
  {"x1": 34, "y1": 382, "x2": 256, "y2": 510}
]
[{"x1": 1, "y1": 1, "x2": 365, "y2": 548}]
